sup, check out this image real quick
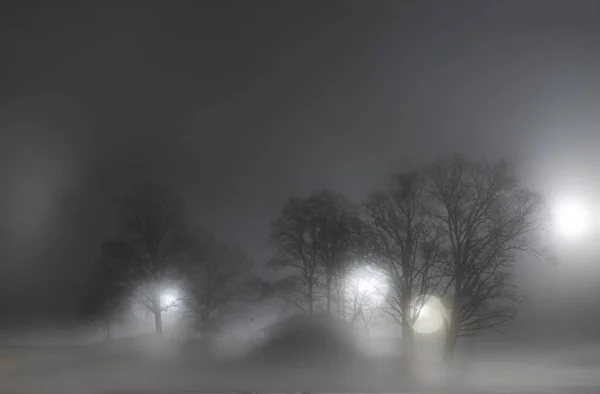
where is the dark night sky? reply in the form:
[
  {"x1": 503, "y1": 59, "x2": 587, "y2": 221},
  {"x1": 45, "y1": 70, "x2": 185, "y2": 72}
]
[{"x1": 2, "y1": 1, "x2": 600, "y2": 335}]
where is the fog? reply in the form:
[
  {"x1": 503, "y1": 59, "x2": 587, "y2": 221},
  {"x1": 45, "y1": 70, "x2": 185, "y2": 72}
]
[
  {"x1": 2, "y1": 1, "x2": 600, "y2": 393},
  {"x1": 2, "y1": 332, "x2": 600, "y2": 393},
  {"x1": 0, "y1": 314, "x2": 599, "y2": 394}
]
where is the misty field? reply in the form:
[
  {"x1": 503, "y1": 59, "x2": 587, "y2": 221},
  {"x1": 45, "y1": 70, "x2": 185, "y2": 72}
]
[
  {"x1": 1, "y1": 337, "x2": 600, "y2": 393},
  {"x1": 0, "y1": 337, "x2": 417, "y2": 393}
]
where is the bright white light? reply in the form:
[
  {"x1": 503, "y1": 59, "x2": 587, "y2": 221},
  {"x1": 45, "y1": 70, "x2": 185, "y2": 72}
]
[
  {"x1": 357, "y1": 275, "x2": 377, "y2": 294},
  {"x1": 554, "y1": 197, "x2": 590, "y2": 239},
  {"x1": 161, "y1": 289, "x2": 181, "y2": 310},
  {"x1": 412, "y1": 296, "x2": 445, "y2": 334},
  {"x1": 349, "y1": 265, "x2": 388, "y2": 305}
]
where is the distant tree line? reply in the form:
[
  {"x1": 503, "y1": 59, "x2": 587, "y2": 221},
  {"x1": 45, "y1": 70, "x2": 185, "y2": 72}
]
[{"x1": 80, "y1": 154, "x2": 548, "y2": 360}]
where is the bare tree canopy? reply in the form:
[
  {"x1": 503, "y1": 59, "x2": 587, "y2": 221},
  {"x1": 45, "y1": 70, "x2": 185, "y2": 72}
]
[
  {"x1": 267, "y1": 190, "x2": 361, "y2": 316},
  {"x1": 180, "y1": 230, "x2": 257, "y2": 339},
  {"x1": 309, "y1": 190, "x2": 362, "y2": 316},
  {"x1": 363, "y1": 172, "x2": 443, "y2": 355},
  {"x1": 119, "y1": 183, "x2": 189, "y2": 272},
  {"x1": 113, "y1": 183, "x2": 190, "y2": 334},
  {"x1": 424, "y1": 155, "x2": 547, "y2": 358}
]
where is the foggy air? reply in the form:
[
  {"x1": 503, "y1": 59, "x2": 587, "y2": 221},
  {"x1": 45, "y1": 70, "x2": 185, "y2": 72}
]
[{"x1": 2, "y1": 1, "x2": 600, "y2": 394}]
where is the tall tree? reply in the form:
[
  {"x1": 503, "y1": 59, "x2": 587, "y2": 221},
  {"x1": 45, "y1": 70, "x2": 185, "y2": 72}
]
[
  {"x1": 115, "y1": 183, "x2": 189, "y2": 335},
  {"x1": 309, "y1": 190, "x2": 361, "y2": 316},
  {"x1": 268, "y1": 196, "x2": 322, "y2": 314},
  {"x1": 267, "y1": 190, "x2": 359, "y2": 315},
  {"x1": 364, "y1": 172, "x2": 443, "y2": 356},
  {"x1": 180, "y1": 230, "x2": 257, "y2": 341},
  {"x1": 425, "y1": 155, "x2": 547, "y2": 359}
]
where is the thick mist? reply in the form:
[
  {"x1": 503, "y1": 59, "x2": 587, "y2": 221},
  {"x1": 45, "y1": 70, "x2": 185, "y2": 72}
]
[{"x1": 2, "y1": 2, "x2": 600, "y2": 394}]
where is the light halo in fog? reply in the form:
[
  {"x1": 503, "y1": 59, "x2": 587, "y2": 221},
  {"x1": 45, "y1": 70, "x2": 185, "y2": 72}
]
[
  {"x1": 161, "y1": 288, "x2": 181, "y2": 310},
  {"x1": 553, "y1": 197, "x2": 590, "y2": 240},
  {"x1": 348, "y1": 264, "x2": 388, "y2": 306},
  {"x1": 412, "y1": 295, "x2": 445, "y2": 334}
]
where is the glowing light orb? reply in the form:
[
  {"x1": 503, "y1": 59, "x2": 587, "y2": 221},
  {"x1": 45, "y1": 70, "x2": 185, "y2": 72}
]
[
  {"x1": 412, "y1": 296, "x2": 445, "y2": 334},
  {"x1": 553, "y1": 197, "x2": 590, "y2": 239},
  {"x1": 357, "y1": 274, "x2": 377, "y2": 295},
  {"x1": 349, "y1": 265, "x2": 388, "y2": 305},
  {"x1": 161, "y1": 289, "x2": 181, "y2": 310}
]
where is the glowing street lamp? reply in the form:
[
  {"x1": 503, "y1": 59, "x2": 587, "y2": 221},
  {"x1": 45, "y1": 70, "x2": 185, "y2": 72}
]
[
  {"x1": 160, "y1": 288, "x2": 182, "y2": 311},
  {"x1": 553, "y1": 196, "x2": 591, "y2": 240},
  {"x1": 349, "y1": 265, "x2": 388, "y2": 305},
  {"x1": 412, "y1": 296, "x2": 445, "y2": 334}
]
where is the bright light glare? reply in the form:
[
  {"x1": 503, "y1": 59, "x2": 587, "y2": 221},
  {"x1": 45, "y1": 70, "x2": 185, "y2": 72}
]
[
  {"x1": 161, "y1": 289, "x2": 180, "y2": 309},
  {"x1": 554, "y1": 197, "x2": 590, "y2": 239},
  {"x1": 412, "y1": 296, "x2": 445, "y2": 334},
  {"x1": 357, "y1": 275, "x2": 377, "y2": 295},
  {"x1": 349, "y1": 265, "x2": 388, "y2": 305}
]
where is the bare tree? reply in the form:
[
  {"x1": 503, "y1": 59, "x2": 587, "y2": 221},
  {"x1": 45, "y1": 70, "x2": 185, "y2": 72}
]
[
  {"x1": 364, "y1": 172, "x2": 443, "y2": 356},
  {"x1": 424, "y1": 155, "x2": 547, "y2": 359},
  {"x1": 309, "y1": 190, "x2": 361, "y2": 316},
  {"x1": 267, "y1": 190, "x2": 360, "y2": 315},
  {"x1": 114, "y1": 183, "x2": 189, "y2": 335},
  {"x1": 268, "y1": 196, "x2": 321, "y2": 314},
  {"x1": 180, "y1": 230, "x2": 257, "y2": 341},
  {"x1": 261, "y1": 274, "x2": 312, "y2": 314},
  {"x1": 344, "y1": 265, "x2": 384, "y2": 336}
]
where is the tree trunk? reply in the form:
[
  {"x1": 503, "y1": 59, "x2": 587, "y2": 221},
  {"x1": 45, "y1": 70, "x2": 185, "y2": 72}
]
[
  {"x1": 201, "y1": 314, "x2": 215, "y2": 343},
  {"x1": 307, "y1": 282, "x2": 314, "y2": 314},
  {"x1": 340, "y1": 277, "x2": 346, "y2": 319},
  {"x1": 326, "y1": 275, "x2": 332, "y2": 314},
  {"x1": 444, "y1": 326, "x2": 458, "y2": 360},
  {"x1": 155, "y1": 309, "x2": 163, "y2": 335},
  {"x1": 153, "y1": 294, "x2": 163, "y2": 336},
  {"x1": 402, "y1": 319, "x2": 414, "y2": 357},
  {"x1": 335, "y1": 282, "x2": 342, "y2": 319},
  {"x1": 444, "y1": 290, "x2": 462, "y2": 361},
  {"x1": 400, "y1": 284, "x2": 414, "y2": 358}
]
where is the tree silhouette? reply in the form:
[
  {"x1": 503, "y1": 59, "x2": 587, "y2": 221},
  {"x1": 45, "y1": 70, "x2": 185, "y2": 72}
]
[
  {"x1": 267, "y1": 196, "x2": 321, "y2": 314},
  {"x1": 180, "y1": 230, "x2": 257, "y2": 341},
  {"x1": 267, "y1": 190, "x2": 360, "y2": 315},
  {"x1": 113, "y1": 183, "x2": 189, "y2": 335},
  {"x1": 424, "y1": 155, "x2": 547, "y2": 359},
  {"x1": 363, "y1": 172, "x2": 443, "y2": 356},
  {"x1": 308, "y1": 190, "x2": 361, "y2": 316}
]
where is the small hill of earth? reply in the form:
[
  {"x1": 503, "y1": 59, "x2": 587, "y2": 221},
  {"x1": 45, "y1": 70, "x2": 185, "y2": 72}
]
[
  {"x1": 247, "y1": 313, "x2": 360, "y2": 366},
  {"x1": 220, "y1": 314, "x2": 423, "y2": 392}
]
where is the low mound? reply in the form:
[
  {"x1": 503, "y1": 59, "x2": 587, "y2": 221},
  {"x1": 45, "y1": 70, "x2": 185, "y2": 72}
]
[{"x1": 246, "y1": 314, "x2": 362, "y2": 366}]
